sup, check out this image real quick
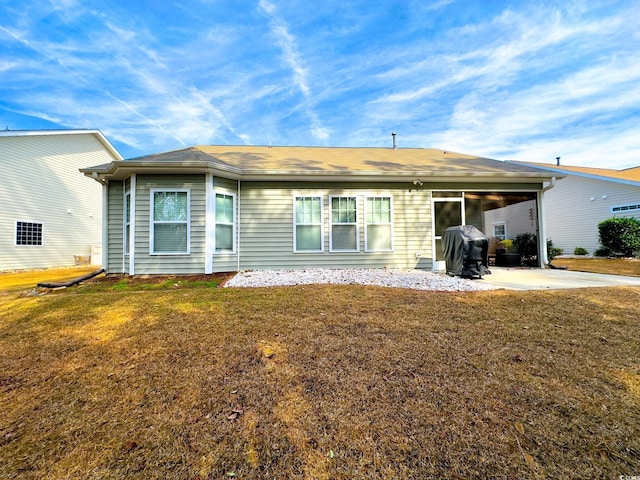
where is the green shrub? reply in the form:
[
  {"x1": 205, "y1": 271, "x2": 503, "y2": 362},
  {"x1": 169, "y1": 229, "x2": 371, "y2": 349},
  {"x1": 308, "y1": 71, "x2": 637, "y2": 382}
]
[
  {"x1": 573, "y1": 247, "x2": 589, "y2": 256},
  {"x1": 598, "y1": 217, "x2": 640, "y2": 257},
  {"x1": 547, "y1": 239, "x2": 563, "y2": 261},
  {"x1": 594, "y1": 247, "x2": 610, "y2": 257},
  {"x1": 513, "y1": 233, "x2": 538, "y2": 265}
]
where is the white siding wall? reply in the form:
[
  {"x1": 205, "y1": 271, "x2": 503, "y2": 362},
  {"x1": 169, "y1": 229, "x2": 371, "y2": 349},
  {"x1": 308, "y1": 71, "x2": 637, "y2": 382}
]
[
  {"x1": 483, "y1": 200, "x2": 538, "y2": 240},
  {"x1": 0, "y1": 133, "x2": 116, "y2": 270},
  {"x1": 544, "y1": 175, "x2": 640, "y2": 255}
]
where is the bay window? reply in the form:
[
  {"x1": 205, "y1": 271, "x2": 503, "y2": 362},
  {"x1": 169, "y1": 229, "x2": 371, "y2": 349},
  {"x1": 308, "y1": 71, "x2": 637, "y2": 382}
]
[
  {"x1": 124, "y1": 192, "x2": 131, "y2": 254},
  {"x1": 215, "y1": 193, "x2": 235, "y2": 253},
  {"x1": 151, "y1": 190, "x2": 190, "y2": 254}
]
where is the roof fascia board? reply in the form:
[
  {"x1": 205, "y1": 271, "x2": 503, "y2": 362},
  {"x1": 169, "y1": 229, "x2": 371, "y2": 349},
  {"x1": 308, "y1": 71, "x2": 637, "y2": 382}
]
[
  {"x1": 511, "y1": 161, "x2": 640, "y2": 187},
  {"x1": 82, "y1": 159, "x2": 556, "y2": 184}
]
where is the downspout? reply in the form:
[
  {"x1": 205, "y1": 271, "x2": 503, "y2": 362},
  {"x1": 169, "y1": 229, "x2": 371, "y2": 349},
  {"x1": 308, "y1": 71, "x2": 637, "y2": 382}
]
[
  {"x1": 91, "y1": 172, "x2": 109, "y2": 272},
  {"x1": 237, "y1": 179, "x2": 241, "y2": 272},
  {"x1": 537, "y1": 177, "x2": 556, "y2": 266},
  {"x1": 101, "y1": 179, "x2": 108, "y2": 272}
]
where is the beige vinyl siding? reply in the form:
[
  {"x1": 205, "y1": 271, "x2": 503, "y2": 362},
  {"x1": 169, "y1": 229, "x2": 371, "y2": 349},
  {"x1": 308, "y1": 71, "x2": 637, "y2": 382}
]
[
  {"x1": 0, "y1": 133, "x2": 115, "y2": 270},
  {"x1": 132, "y1": 175, "x2": 206, "y2": 274},
  {"x1": 214, "y1": 177, "x2": 238, "y2": 190},
  {"x1": 544, "y1": 175, "x2": 640, "y2": 255},
  {"x1": 106, "y1": 180, "x2": 125, "y2": 273},
  {"x1": 212, "y1": 177, "x2": 239, "y2": 272},
  {"x1": 237, "y1": 182, "x2": 433, "y2": 270}
]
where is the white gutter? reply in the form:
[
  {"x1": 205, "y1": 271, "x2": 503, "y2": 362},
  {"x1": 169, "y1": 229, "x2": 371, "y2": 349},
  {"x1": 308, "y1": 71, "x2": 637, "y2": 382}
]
[{"x1": 101, "y1": 180, "x2": 109, "y2": 271}]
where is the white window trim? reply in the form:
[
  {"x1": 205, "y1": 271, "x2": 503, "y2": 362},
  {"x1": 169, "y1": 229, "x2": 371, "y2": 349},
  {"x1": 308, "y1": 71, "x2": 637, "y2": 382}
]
[
  {"x1": 329, "y1": 195, "x2": 359, "y2": 252},
  {"x1": 214, "y1": 191, "x2": 236, "y2": 254},
  {"x1": 364, "y1": 195, "x2": 394, "y2": 253},
  {"x1": 293, "y1": 195, "x2": 324, "y2": 253},
  {"x1": 492, "y1": 221, "x2": 507, "y2": 240},
  {"x1": 150, "y1": 188, "x2": 191, "y2": 255},
  {"x1": 15, "y1": 220, "x2": 44, "y2": 247},
  {"x1": 611, "y1": 203, "x2": 640, "y2": 214},
  {"x1": 128, "y1": 175, "x2": 137, "y2": 275},
  {"x1": 124, "y1": 190, "x2": 131, "y2": 255}
]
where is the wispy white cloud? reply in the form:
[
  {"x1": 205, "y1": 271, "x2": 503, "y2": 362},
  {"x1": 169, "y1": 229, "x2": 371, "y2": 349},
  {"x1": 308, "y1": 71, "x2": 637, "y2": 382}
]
[
  {"x1": 0, "y1": 0, "x2": 638, "y2": 167},
  {"x1": 258, "y1": 0, "x2": 328, "y2": 141},
  {"x1": 430, "y1": 53, "x2": 640, "y2": 166}
]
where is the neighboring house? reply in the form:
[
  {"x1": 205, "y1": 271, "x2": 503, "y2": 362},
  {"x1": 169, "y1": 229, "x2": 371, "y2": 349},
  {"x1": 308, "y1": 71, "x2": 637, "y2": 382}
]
[
  {"x1": 80, "y1": 145, "x2": 558, "y2": 275},
  {"x1": 512, "y1": 162, "x2": 640, "y2": 255},
  {"x1": 0, "y1": 129, "x2": 123, "y2": 271}
]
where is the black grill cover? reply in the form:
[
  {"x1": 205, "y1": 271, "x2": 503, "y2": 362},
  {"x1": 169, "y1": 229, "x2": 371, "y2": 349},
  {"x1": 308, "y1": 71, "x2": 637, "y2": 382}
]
[{"x1": 442, "y1": 225, "x2": 490, "y2": 278}]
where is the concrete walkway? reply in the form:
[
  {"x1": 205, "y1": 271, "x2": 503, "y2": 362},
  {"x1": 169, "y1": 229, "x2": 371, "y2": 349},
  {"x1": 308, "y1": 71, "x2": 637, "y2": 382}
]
[{"x1": 476, "y1": 267, "x2": 640, "y2": 290}]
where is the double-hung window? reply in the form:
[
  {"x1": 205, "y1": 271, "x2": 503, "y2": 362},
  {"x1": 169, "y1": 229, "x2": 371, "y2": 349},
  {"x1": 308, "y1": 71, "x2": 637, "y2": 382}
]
[
  {"x1": 492, "y1": 222, "x2": 506, "y2": 241},
  {"x1": 16, "y1": 221, "x2": 43, "y2": 246},
  {"x1": 215, "y1": 193, "x2": 235, "y2": 253},
  {"x1": 151, "y1": 190, "x2": 190, "y2": 254},
  {"x1": 294, "y1": 196, "x2": 323, "y2": 252},
  {"x1": 330, "y1": 196, "x2": 358, "y2": 251},
  {"x1": 365, "y1": 196, "x2": 393, "y2": 251},
  {"x1": 124, "y1": 192, "x2": 131, "y2": 254}
]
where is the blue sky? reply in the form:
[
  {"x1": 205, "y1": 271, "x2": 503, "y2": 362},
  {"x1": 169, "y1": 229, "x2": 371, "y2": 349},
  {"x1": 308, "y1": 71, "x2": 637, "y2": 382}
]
[{"x1": 1, "y1": 0, "x2": 638, "y2": 168}]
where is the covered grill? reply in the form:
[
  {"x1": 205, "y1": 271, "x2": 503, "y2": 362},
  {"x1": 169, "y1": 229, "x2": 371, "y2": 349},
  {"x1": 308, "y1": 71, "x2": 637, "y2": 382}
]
[{"x1": 442, "y1": 225, "x2": 490, "y2": 278}]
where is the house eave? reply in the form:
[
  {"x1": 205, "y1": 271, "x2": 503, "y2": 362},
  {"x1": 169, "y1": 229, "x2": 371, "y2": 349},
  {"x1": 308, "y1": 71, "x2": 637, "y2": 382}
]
[
  {"x1": 82, "y1": 160, "x2": 556, "y2": 185},
  {"x1": 511, "y1": 161, "x2": 638, "y2": 187}
]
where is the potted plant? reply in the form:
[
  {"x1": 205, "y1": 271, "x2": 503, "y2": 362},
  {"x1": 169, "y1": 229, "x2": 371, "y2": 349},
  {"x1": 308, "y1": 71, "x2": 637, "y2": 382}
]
[{"x1": 496, "y1": 239, "x2": 522, "y2": 267}]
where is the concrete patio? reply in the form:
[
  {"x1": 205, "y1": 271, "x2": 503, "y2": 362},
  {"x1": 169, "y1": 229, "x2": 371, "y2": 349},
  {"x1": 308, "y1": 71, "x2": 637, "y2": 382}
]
[{"x1": 476, "y1": 267, "x2": 640, "y2": 290}]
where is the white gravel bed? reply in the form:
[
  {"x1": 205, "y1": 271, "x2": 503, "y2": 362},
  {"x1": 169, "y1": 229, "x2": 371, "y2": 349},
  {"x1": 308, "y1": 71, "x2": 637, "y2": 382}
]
[{"x1": 224, "y1": 268, "x2": 497, "y2": 291}]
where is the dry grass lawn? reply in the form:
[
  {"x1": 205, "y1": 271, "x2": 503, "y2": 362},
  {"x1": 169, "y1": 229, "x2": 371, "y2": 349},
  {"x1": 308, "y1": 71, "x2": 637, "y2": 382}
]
[
  {"x1": 0, "y1": 266, "x2": 100, "y2": 292},
  {"x1": 552, "y1": 257, "x2": 640, "y2": 277},
  {"x1": 1, "y1": 268, "x2": 639, "y2": 479}
]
